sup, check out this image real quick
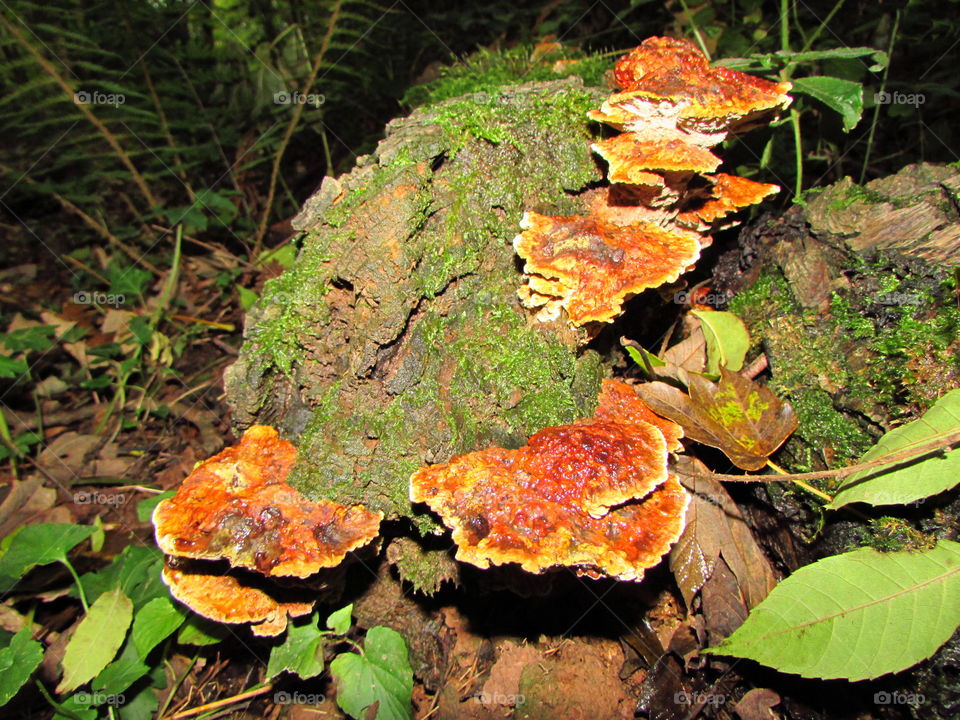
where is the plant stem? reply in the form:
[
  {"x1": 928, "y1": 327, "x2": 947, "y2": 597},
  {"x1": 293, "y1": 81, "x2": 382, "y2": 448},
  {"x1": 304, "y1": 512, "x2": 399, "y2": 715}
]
[
  {"x1": 61, "y1": 558, "x2": 89, "y2": 612},
  {"x1": 161, "y1": 682, "x2": 273, "y2": 720},
  {"x1": 677, "y1": 0, "x2": 711, "y2": 59},
  {"x1": 767, "y1": 459, "x2": 834, "y2": 502},
  {"x1": 860, "y1": 9, "x2": 901, "y2": 184}
]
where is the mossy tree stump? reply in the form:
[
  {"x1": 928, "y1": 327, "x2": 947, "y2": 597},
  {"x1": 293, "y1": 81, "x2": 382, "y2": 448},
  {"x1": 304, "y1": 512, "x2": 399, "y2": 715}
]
[{"x1": 225, "y1": 79, "x2": 610, "y2": 554}]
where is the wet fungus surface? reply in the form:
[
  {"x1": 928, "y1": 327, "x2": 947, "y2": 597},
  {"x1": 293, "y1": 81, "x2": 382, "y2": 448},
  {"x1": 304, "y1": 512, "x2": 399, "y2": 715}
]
[
  {"x1": 154, "y1": 425, "x2": 382, "y2": 633},
  {"x1": 410, "y1": 380, "x2": 690, "y2": 581}
]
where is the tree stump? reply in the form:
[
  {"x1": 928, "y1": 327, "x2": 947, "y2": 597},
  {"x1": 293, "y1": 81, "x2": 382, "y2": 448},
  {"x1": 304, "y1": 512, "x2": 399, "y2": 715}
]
[{"x1": 225, "y1": 78, "x2": 610, "y2": 560}]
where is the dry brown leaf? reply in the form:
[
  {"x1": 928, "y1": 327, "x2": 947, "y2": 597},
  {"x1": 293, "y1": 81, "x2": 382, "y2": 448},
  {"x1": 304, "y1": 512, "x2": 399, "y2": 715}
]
[
  {"x1": 0, "y1": 478, "x2": 58, "y2": 538},
  {"x1": 635, "y1": 368, "x2": 797, "y2": 470},
  {"x1": 36, "y1": 433, "x2": 133, "y2": 485},
  {"x1": 670, "y1": 457, "x2": 778, "y2": 609},
  {"x1": 700, "y1": 556, "x2": 748, "y2": 644}
]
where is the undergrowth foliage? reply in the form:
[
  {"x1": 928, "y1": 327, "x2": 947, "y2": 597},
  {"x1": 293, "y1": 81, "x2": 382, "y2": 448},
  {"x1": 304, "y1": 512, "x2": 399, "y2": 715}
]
[{"x1": 0, "y1": 0, "x2": 388, "y2": 253}]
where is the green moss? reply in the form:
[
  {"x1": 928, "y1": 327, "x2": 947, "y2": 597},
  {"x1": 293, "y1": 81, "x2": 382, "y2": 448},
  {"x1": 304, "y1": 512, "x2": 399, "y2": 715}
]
[
  {"x1": 429, "y1": 82, "x2": 602, "y2": 161},
  {"x1": 860, "y1": 517, "x2": 937, "y2": 552},
  {"x1": 787, "y1": 389, "x2": 874, "y2": 472},
  {"x1": 402, "y1": 45, "x2": 609, "y2": 109},
  {"x1": 825, "y1": 181, "x2": 886, "y2": 212}
]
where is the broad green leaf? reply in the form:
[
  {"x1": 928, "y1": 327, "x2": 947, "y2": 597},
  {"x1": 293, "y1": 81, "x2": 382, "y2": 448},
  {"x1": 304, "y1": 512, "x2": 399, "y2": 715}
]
[
  {"x1": 326, "y1": 604, "x2": 353, "y2": 635},
  {"x1": 135, "y1": 491, "x2": 174, "y2": 523},
  {"x1": 792, "y1": 76, "x2": 863, "y2": 132},
  {"x1": 93, "y1": 640, "x2": 148, "y2": 696},
  {"x1": 268, "y1": 612, "x2": 326, "y2": 679},
  {"x1": 177, "y1": 614, "x2": 228, "y2": 646},
  {"x1": 691, "y1": 309, "x2": 749, "y2": 374},
  {"x1": 706, "y1": 541, "x2": 960, "y2": 680},
  {"x1": 828, "y1": 390, "x2": 960, "y2": 509},
  {"x1": 331, "y1": 626, "x2": 413, "y2": 720},
  {"x1": 75, "y1": 546, "x2": 165, "y2": 610},
  {"x1": 131, "y1": 596, "x2": 186, "y2": 659},
  {"x1": 118, "y1": 683, "x2": 159, "y2": 720},
  {"x1": 0, "y1": 326, "x2": 56, "y2": 353},
  {"x1": 0, "y1": 627, "x2": 43, "y2": 705},
  {"x1": 0, "y1": 523, "x2": 95, "y2": 593},
  {"x1": 58, "y1": 588, "x2": 134, "y2": 693},
  {"x1": 52, "y1": 694, "x2": 97, "y2": 720}
]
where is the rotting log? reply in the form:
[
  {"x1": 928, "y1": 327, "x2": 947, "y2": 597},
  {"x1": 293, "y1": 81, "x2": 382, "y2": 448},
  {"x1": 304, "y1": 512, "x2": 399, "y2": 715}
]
[{"x1": 225, "y1": 79, "x2": 611, "y2": 565}]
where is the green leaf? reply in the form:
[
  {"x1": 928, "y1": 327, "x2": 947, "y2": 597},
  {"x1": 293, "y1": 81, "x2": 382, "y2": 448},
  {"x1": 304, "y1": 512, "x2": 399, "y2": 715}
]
[
  {"x1": 107, "y1": 264, "x2": 153, "y2": 298},
  {"x1": 326, "y1": 604, "x2": 353, "y2": 635},
  {"x1": 131, "y1": 596, "x2": 186, "y2": 659},
  {"x1": 691, "y1": 309, "x2": 749, "y2": 374},
  {"x1": 0, "y1": 326, "x2": 56, "y2": 353},
  {"x1": 706, "y1": 541, "x2": 960, "y2": 680},
  {"x1": 136, "y1": 491, "x2": 174, "y2": 523},
  {"x1": 331, "y1": 626, "x2": 413, "y2": 720},
  {"x1": 93, "y1": 640, "x2": 148, "y2": 696},
  {"x1": 176, "y1": 614, "x2": 228, "y2": 646},
  {"x1": 75, "y1": 546, "x2": 166, "y2": 610},
  {"x1": 0, "y1": 627, "x2": 43, "y2": 705},
  {"x1": 268, "y1": 612, "x2": 326, "y2": 679},
  {"x1": 237, "y1": 285, "x2": 259, "y2": 310},
  {"x1": 58, "y1": 588, "x2": 134, "y2": 693},
  {"x1": 828, "y1": 390, "x2": 960, "y2": 509},
  {"x1": 0, "y1": 354, "x2": 28, "y2": 379},
  {"x1": 0, "y1": 523, "x2": 95, "y2": 593},
  {"x1": 792, "y1": 76, "x2": 863, "y2": 132}
]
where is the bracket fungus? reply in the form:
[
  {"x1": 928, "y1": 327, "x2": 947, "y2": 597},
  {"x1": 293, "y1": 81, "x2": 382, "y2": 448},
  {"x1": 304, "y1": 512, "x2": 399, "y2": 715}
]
[
  {"x1": 162, "y1": 562, "x2": 314, "y2": 637},
  {"x1": 410, "y1": 380, "x2": 690, "y2": 582},
  {"x1": 153, "y1": 425, "x2": 382, "y2": 633},
  {"x1": 515, "y1": 36, "x2": 791, "y2": 329}
]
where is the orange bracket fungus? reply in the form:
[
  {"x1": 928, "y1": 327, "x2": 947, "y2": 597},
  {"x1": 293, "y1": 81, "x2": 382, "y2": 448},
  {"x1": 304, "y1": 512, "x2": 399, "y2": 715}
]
[
  {"x1": 515, "y1": 36, "x2": 792, "y2": 328},
  {"x1": 162, "y1": 562, "x2": 314, "y2": 637},
  {"x1": 154, "y1": 425, "x2": 382, "y2": 632},
  {"x1": 410, "y1": 380, "x2": 690, "y2": 581}
]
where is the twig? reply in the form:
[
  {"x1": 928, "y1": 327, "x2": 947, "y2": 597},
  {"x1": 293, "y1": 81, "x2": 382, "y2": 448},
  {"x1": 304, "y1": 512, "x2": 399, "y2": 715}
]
[
  {"x1": 161, "y1": 682, "x2": 273, "y2": 720},
  {"x1": 676, "y1": 430, "x2": 960, "y2": 488}
]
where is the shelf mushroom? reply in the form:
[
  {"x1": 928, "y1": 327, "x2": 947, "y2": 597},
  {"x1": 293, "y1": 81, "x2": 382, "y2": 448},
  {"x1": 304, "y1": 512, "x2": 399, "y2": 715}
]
[
  {"x1": 515, "y1": 36, "x2": 792, "y2": 329},
  {"x1": 410, "y1": 380, "x2": 690, "y2": 582},
  {"x1": 153, "y1": 425, "x2": 382, "y2": 634}
]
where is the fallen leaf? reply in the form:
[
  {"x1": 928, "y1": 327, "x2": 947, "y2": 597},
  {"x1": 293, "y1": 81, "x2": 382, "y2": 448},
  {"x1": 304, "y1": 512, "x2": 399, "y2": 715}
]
[
  {"x1": 734, "y1": 688, "x2": 781, "y2": 720},
  {"x1": 700, "y1": 556, "x2": 748, "y2": 645},
  {"x1": 670, "y1": 457, "x2": 778, "y2": 609},
  {"x1": 0, "y1": 478, "x2": 58, "y2": 538},
  {"x1": 35, "y1": 433, "x2": 133, "y2": 486},
  {"x1": 635, "y1": 369, "x2": 797, "y2": 470}
]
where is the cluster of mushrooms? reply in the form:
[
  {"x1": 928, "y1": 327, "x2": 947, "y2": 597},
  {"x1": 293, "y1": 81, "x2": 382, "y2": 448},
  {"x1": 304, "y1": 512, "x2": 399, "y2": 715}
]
[
  {"x1": 153, "y1": 37, "x2": 791, "y2": 632},
  {"x1": 515, "y1": 36, "x2": 792, "y2": 327}
]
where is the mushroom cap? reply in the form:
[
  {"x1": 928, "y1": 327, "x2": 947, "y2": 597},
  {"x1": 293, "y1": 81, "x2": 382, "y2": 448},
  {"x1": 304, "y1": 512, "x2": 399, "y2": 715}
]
[
  {"x1": 161, "y1": 561, "x2": 313, "y2": 637},
  {"x1": 613, "y1": 36, "x2": 793, "y2": 125},
  {"x1": 153, "y1": 425, "x2": 382, "y2": 578},
  {"x1": 513, "y1": 210, "x2": 702, "y2": 325},
  {"x1": 682, "y1": 173, "x2": 780, "y2": 225},
  {"x1": 592, "y1": 134, "x2": 722, "y2": 182},
  {"x1": 589, "y1": 38, "x2": 791, "y2": 147},
  {"x1": 410, "y1": 380, "x2": 688, "y2": 581}
]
